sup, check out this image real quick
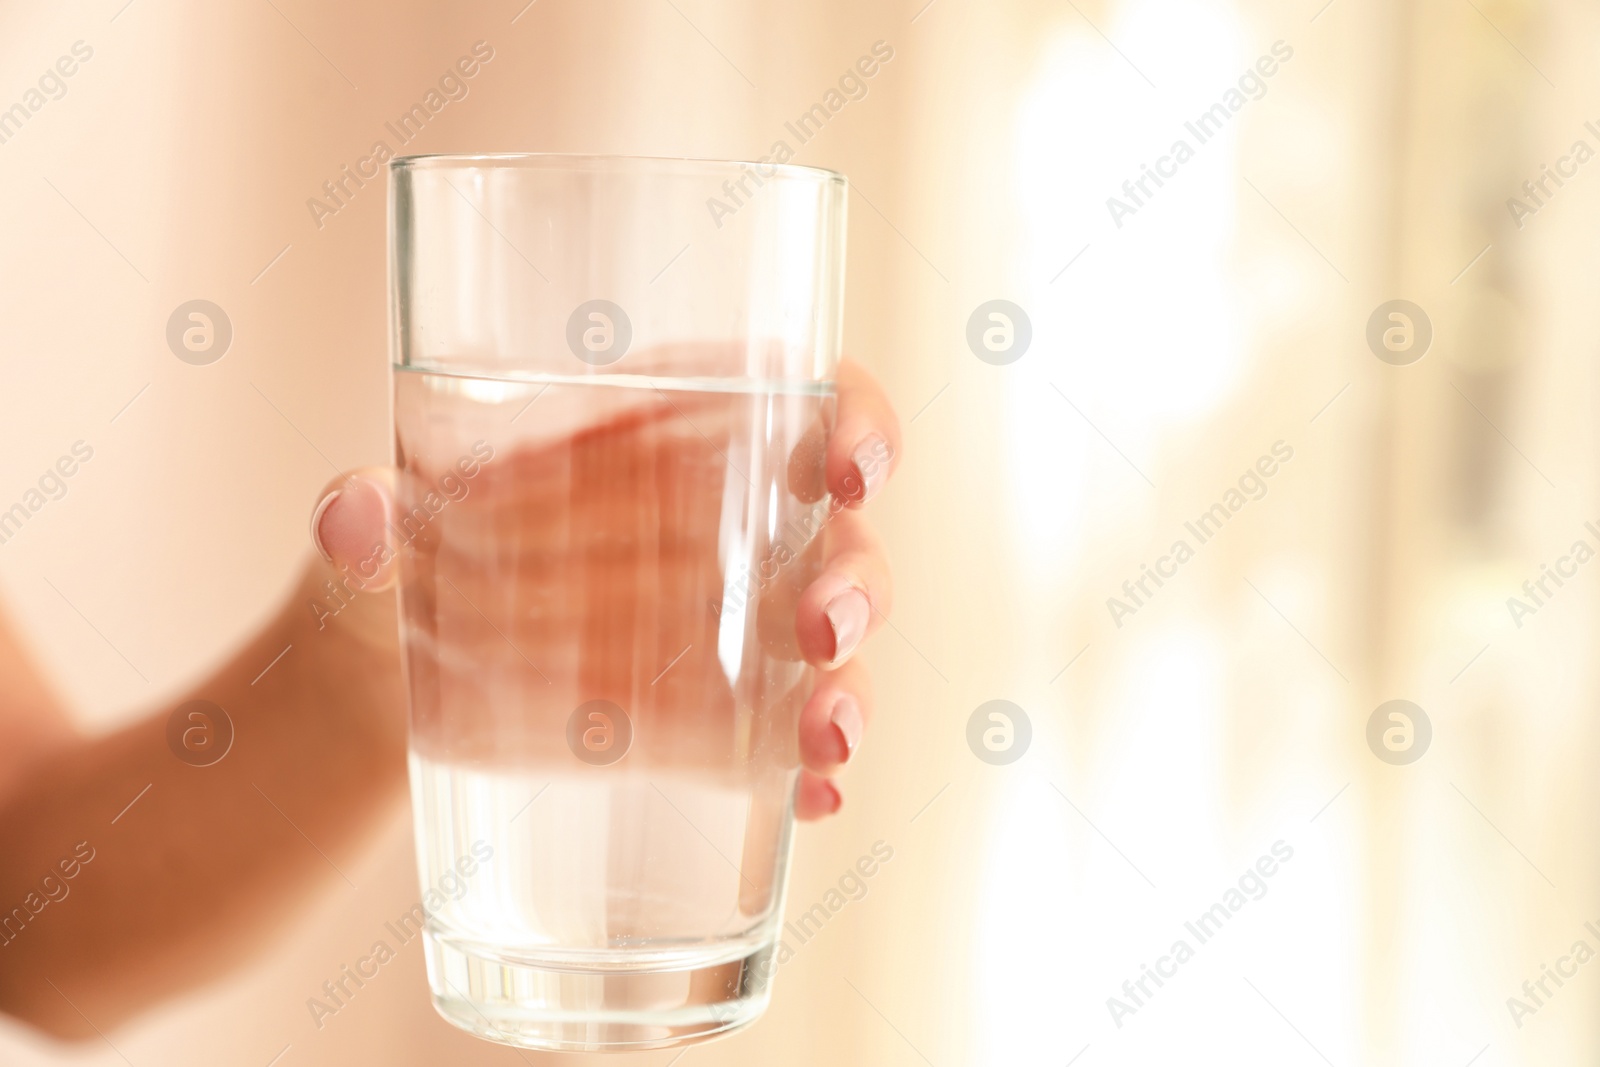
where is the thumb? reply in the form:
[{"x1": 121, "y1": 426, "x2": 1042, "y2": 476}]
[{"x1": 309, "y1": 468, "x2": 399, "y2": 593}]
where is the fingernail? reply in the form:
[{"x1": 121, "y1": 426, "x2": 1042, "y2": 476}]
[
  {"x1": 850, "y1": 434, "x2": 890, "y2": 504},
  {"x1": 823, "y1": 590, "x2": 870, "y2": 667},
  {"x1": 830, "y1": 695, "x2": 863, "y2": 762},
  {"x1": 310, "y1": 490, "x2": 341, "y2": 562}
]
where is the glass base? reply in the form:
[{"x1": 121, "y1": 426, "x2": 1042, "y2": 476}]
[{"x1": 422, "y1": 929, "x2": 777, "y2": 1052}]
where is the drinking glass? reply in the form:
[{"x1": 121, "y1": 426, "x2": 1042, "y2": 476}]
[{"x1": 388, "y1": 154, "x2": 847, "y2": 1051}]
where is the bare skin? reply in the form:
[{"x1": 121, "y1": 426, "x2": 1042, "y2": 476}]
[{"x1": 0, "y1": 358, "x2": 899, "y2": 1039}]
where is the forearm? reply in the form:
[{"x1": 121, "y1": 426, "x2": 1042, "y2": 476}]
[{"x1": 0, "y1": 559, "x2": 406, "y2": 1038}]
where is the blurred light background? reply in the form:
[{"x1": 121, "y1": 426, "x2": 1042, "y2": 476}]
[{"x1": 1, "y1": 0, "x2": 1595, "y2": 1063}]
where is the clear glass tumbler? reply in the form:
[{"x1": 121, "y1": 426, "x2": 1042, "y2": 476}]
[{"x1": 388, "y1": 154, "x2": 847, "y2": 1051}]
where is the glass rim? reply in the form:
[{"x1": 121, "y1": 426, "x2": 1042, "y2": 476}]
[{"x1": 389, "y1": 151, "x2": 847, "y2": 186}]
